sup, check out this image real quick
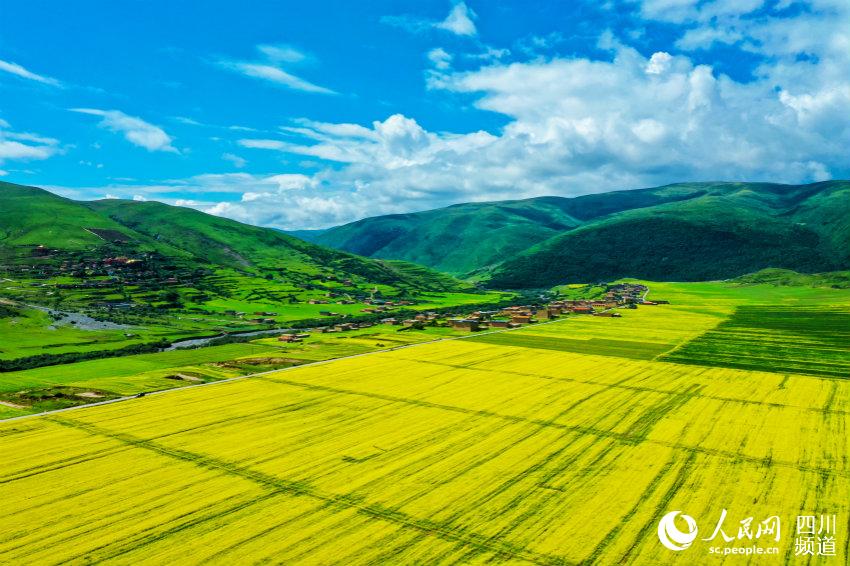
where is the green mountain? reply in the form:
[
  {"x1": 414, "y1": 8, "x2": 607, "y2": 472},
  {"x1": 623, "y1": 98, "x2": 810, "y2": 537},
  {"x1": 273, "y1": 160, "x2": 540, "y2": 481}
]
[
  {"x1": 314, "y1": 198, "x2": 583, "y2": 275},
  {"x1": 315, "y1": 181, "x2": 850, "y2": 287},
  {"x1": 0, "y1": 181, "x2": 469, "y2": 293}
]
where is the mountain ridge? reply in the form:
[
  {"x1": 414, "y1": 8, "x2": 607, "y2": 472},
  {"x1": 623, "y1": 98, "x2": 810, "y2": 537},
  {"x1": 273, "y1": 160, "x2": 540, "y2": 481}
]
[{"x1": 312, "y1": 181, "x2": 850, "y2": 287}]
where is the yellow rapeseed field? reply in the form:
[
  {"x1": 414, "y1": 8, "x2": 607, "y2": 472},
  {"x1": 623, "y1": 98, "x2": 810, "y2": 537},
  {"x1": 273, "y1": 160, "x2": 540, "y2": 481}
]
[{"x1": 1, "y1": 282, "x2": 848, "y2": 564}]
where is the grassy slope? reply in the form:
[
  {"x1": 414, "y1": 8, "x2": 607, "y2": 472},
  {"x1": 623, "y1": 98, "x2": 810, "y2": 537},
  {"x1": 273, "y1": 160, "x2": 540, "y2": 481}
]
[
  {"x1": 0, "y1": 182, "x2": 135, "y2": 252},
  {"x1": 0, "y1": 182, "x2": 470, "y2": 293},
  {"x1": 87, "y1": 199, "x2": 470, "y2": 292}
]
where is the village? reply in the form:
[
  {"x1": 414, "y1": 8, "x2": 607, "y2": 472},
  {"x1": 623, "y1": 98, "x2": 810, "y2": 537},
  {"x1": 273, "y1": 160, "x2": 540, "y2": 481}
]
[{"x1": 274, "y1": 283, "x2": 661, "y2": 343}]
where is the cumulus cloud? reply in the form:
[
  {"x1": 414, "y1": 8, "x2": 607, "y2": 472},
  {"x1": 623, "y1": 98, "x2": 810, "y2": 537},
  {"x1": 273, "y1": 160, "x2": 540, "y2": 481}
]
[
  {"x1": 70, "y1": 108, "x2": 178, "y2": 153},
  {"x1": 0, "y1": 59, "x2": 61, "y2": 86},
  {"x1": 645, "y1": 51, "x2": 673, "y2": 74}
]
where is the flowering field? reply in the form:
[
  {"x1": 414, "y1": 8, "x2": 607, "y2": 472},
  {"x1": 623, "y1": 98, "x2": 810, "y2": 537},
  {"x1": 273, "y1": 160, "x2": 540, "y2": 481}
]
[{"x1": 1, "y1": 281, "x2": 849, "y2": 564}]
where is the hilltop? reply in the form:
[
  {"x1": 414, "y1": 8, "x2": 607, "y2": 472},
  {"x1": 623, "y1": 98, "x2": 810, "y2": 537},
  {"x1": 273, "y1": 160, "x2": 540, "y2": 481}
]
[{"x1": 313, "y1": 181, "x2": 850, "y2": 287}]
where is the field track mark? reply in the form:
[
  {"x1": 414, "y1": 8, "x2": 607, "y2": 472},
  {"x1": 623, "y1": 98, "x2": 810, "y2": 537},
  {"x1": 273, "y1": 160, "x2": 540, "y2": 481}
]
[
  {"x1": 611, "y1": 451, "x2": 697, "y2": 564},
  {"x1": 255, "y1": 375, "x2": 848, "y2": 479},
  {"x1": 46, "y1": 416, "x2": 573, "y2": 566},
  {"x1": 393, "y1": 357, "x2": 850, "y2": 416}
]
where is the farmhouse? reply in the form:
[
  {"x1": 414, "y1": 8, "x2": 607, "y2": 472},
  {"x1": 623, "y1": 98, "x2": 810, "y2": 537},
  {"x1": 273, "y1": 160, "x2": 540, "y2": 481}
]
[
  {"x1": 449, "y1": 318, "x2": 480, "y2": 331},
  {"x1": 489, "y1": 320, "x2": 520, "y2": 329},
  {"x1": 535, "y1": 308, "x2": 560, "y2": 320}
]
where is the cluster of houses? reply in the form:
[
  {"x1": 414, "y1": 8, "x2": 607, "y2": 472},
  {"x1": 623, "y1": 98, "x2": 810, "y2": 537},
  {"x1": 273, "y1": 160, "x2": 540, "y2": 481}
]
[
  {"x1": 8, "y1": 250, "x2": 193, "y2": 295},
  {"x1": 319, "y1": 321, "x2": 377, "y2": 333},
  {"x1": 441, "y1": 283, "x2": 661, "y2": 332}
]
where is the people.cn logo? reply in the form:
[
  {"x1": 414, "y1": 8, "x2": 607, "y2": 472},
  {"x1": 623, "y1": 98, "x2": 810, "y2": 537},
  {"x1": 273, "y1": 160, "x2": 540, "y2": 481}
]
[{"x1": 658, "y1": 511, "x2": 699, "y2": 551}]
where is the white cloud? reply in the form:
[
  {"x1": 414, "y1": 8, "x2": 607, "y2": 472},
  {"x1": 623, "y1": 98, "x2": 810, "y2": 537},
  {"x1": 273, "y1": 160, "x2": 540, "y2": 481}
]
[
  {"x1": 238, "y1": 139, "x2": 287, "y2": 150},
  {"x1": 0, "y1": 59, "x2": 61, "y2": 86},
  {"x1": 256, "y1": 44, "x2": 307, "y2": 63},
  {"x1": 645, "y1": 51, "x2": 673, "y2": 74},
  {"x1": 70, "y1": 108, "x2": 178, "y2": 153},
  {"x1": 222, "y1": 152, "x2": 247, "y2": 168},
  {"x1": 0, "y1": 121, "x2": 60, "y2": 164},
  {"x1": 0, "y1": 169, "x2": 7, "y2": 176},
  {"x1": 427, "y1": 48, "x2": 453, "y2": 70},
  {"x1": 174, "y1": 116, "x2": 204, "y2": 126},
  {"x1": 219, "y1": 44, "x2": 335, "y2": 94},
  {"x1": 638, "y1": 0, "x2": 764, "y2": 24},
  {"x1": 382, "y1": 1, "x2": 477, "y2": 37},
  {"x1": 224, "y1": 62, "x2": 335, "y2": 94},
  {"x1": 435, "y1": 2, "x2": 477, "y2": 36}
]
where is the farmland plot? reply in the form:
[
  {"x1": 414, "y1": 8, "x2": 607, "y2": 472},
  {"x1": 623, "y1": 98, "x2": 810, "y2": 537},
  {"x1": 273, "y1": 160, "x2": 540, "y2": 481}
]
[{"x1": 1, "y1": 282, "x2": 849, "y2": 564}]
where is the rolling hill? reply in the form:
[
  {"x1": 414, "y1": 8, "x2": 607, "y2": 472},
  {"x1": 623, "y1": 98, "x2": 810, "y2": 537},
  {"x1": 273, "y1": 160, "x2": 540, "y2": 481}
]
[
  {"x1": 0, "y1": 181, "x2": 470, "y2": 293},
  {"x1": 314, "y1": 181, "x2": 850, "y2": 287}
]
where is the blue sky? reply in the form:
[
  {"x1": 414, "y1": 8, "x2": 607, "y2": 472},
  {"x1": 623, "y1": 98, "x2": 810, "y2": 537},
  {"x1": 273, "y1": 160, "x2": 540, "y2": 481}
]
[{"x1": 1, "y1": 0, "x2": 848, "y2": 229}]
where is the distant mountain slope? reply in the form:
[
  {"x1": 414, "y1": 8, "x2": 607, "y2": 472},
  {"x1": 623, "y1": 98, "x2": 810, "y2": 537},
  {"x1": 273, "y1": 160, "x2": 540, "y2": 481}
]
[
  {"x1": 487, "y1": 181, "x2": 850, "y2": 287},
  {"x1": 0, "y1": 181, "x2": 470, "y2": 293},
  {"x1": 315, "y1": 181, "x2": 850, "y2": 286},
  {"x1": 314, "y1": 184, "x2": 729, "y2": 274},
  {"x1": 314, "y1": 198, "x2": 584, "y2": 275},
  {"x1": 282, "y1": 229, "x2": 326, "y2": 243}
]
